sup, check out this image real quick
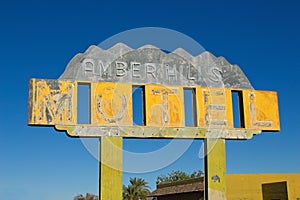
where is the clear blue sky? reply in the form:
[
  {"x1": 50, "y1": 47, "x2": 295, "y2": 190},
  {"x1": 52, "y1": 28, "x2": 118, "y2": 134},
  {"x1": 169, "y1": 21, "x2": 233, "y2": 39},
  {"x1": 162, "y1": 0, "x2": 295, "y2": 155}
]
[{"x1": 1, "y1": 0, "x2": 300, "y2": 199}]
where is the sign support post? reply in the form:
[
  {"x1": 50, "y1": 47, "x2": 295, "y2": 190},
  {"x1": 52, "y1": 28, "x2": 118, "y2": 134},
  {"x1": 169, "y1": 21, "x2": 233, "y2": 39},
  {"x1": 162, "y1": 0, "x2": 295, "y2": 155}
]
[
  {"x1": 99, "y1": 137, "x2": 123, "y2": 200},
  {"x1": 204, "y1": 138, "x2": 227, "y2": 200}
]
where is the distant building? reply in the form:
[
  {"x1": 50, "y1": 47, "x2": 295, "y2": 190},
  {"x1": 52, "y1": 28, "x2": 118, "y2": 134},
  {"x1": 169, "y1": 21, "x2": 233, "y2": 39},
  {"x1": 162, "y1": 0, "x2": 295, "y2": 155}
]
[
  {"x1": 149, "y1": 174, "x2": 300, "y2": 200},
  {"x1": 149, "y1": 177, "x2": 204, "y2": 200},
  {"x1": 227, "y1": 173, "x2": 300, "y2": 200}
]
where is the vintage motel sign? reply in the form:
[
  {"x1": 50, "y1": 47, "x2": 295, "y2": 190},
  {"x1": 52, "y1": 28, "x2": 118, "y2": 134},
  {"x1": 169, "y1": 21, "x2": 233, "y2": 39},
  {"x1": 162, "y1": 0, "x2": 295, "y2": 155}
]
[
  {"x1": 28, "y1": 43, "x2": 280, "y2": 199},
  {"x1": 28, "y1": 43, "x2": 280, "y2": 138}
]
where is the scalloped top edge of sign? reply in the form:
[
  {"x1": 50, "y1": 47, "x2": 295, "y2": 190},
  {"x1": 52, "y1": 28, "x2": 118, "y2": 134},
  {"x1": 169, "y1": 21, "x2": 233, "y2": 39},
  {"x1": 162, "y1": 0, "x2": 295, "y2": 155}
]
[{"x1": 59, "y1": 43, "x2": 253, "y2": 89}]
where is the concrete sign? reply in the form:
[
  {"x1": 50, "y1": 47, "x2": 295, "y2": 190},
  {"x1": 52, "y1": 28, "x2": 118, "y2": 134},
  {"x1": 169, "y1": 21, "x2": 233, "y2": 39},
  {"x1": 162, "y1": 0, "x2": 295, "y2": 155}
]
[{"x1": 28, "y1": 43, "x2": 280, "y2": 139}]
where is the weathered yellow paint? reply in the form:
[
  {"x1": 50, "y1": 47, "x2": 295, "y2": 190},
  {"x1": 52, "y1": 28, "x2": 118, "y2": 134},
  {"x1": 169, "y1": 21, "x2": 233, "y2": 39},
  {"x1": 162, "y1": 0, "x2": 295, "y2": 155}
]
[
  {"x1": 196, "y1": 88, "x2": 234, "y2": 129},
  {"x1": 99, "y1": 137, "x2": 122, "y2": 200},
  {"x1": 200, "y1": 88, "x2": 233, "y2": 129},
  {"x1": 29, "y1": 79, "x2": 280, "y2": 136},
  {"x1": 205, "y1": 139, "x2": 227, "y2": 200},
  {"x1": 145, "y1": 84, "x2": 184, "y2": 127},
  {"x1": 226, "y1": 173, "x2": 300, "y2": 200},
  {"x1": 196, "y1": 87, "x2": 205, "y2": 127},
  {"x1": 225, "y1": 89, "x2": 234, "y2": 129},
  {"x1": 243, "y1": 90, "x2": 280, "y2": 131},
  {"x1": 91, "y1": 82, "x2": 132, "y2": 126},
  {"x1": 28, "y1": 79, "x2": 76, "y2": 125}
]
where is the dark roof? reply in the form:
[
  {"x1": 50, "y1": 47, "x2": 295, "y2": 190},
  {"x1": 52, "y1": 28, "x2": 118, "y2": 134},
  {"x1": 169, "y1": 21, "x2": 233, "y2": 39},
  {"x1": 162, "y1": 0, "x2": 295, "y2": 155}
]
[{"x1": 149, "y1": 177, "x2": 204, "y2": 197}]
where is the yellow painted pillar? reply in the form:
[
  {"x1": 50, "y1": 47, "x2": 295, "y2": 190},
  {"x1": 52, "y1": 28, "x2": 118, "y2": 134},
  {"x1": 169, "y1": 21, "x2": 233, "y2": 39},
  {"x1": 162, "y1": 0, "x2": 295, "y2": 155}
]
[
  {"x1": 99, "y1": 137, "x2": 123, "y2": 200},
  {"x1": 204, "y1": 138, "x2": 227, "y2": 200}
]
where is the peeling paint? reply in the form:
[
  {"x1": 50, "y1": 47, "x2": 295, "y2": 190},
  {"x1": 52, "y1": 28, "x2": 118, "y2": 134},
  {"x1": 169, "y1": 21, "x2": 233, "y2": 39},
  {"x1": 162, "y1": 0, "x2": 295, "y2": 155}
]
[{"x1": 29, "y1": 79, "x2": 280, "y2": 137}]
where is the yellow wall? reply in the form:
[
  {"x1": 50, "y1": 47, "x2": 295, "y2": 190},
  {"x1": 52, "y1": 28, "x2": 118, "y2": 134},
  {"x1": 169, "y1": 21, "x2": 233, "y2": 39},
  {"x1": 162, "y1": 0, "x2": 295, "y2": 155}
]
[{"x1": 226, "y1": 173, "x2": 300, "y2": 200}]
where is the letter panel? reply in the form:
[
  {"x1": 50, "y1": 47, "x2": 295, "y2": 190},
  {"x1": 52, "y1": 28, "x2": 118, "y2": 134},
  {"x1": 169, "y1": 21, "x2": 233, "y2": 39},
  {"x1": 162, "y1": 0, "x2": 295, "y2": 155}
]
[
  {"x1": 28, "y1": 79, "x2": 76, "y2": 125},
  {"x1": 200, "y1": 88, "x2": 230, "y2": 128},
  {"x1": 243, "y1": 90, "x2": 280, "y2": 131},
  {"x1": 91, "y1": 82, "x2": 132, "y2": 126},
  {"x1": 145, "y1": 85, "x2": 184, "y2": 127}
]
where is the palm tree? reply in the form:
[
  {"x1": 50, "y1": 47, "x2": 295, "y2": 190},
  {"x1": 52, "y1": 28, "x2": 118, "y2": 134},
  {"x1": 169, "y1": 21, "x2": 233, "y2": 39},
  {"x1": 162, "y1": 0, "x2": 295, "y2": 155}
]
[{"x1": 123, "y1": 177, "x2": 150, "y2": 200}]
